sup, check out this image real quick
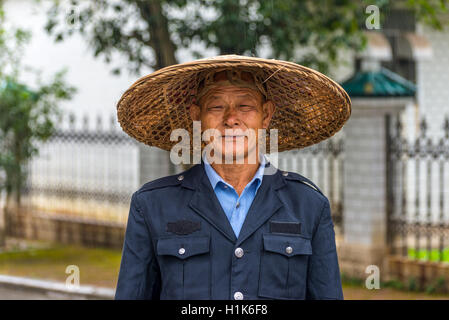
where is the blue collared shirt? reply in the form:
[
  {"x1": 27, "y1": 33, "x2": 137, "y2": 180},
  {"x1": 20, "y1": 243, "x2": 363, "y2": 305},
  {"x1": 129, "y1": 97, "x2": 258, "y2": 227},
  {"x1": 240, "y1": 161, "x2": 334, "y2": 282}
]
[{"x1": 203, "y1": 155, "x2": 266, "y2": 238}]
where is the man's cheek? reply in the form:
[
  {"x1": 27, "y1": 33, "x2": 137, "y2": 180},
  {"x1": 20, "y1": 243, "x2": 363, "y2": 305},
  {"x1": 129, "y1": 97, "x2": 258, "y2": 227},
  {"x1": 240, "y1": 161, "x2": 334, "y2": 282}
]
[{"x1": 202, "y1": 114, "x2": 218, "y2": 125}]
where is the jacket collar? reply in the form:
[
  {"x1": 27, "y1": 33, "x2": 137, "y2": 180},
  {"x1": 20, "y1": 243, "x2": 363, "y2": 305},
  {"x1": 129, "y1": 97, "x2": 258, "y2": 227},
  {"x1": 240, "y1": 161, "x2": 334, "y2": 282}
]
[
  {"x1": 202, "y1": 153, "x2": 266, "y2": 193},
  {"x1": 180, "y1": 157, "x2": 284, "y2": 190}
]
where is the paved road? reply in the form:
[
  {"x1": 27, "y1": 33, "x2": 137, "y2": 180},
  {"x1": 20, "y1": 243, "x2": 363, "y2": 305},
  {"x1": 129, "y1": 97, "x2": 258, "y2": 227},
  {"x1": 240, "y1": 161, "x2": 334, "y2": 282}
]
[
  {"x1": 0, "y1": 285, "x2": 89, "y2": 300},
  {"x1": 0, "y1": 275, "x2": 115, "y2": 300}
]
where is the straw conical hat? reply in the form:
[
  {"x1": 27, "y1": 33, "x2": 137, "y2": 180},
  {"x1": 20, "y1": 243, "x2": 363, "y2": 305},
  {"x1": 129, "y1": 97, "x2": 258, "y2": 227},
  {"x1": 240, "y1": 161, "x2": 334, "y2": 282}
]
[{"x1": 117, "y1": 55, "x2": 351, "y2": 152}]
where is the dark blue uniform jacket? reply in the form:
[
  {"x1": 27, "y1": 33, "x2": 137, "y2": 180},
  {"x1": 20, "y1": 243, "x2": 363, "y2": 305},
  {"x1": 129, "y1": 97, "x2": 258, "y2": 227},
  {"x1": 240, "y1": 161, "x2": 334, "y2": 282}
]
[{"x1": 115, "y1": 161, "x2": 343, "y2": 300}]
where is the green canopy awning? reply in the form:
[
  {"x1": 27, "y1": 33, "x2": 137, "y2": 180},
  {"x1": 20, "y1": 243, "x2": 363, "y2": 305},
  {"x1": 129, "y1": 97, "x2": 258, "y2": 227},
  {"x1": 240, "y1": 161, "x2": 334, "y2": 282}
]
[{"x1": 341, "y1": 68, "x2": 416, "y2": 97}]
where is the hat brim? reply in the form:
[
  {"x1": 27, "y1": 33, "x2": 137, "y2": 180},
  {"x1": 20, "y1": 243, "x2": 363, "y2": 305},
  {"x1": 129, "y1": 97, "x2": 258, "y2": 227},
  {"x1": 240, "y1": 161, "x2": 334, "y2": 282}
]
[{"x1": 117, "y1": 55, "x2": 351, "y2": 152}]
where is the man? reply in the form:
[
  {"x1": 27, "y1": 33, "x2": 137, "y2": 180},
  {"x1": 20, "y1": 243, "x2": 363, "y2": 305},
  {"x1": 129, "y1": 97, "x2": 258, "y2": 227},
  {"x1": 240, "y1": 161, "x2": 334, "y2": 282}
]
[{"x1": 114, "y1": 55, "x2": 351, "y2": 300}]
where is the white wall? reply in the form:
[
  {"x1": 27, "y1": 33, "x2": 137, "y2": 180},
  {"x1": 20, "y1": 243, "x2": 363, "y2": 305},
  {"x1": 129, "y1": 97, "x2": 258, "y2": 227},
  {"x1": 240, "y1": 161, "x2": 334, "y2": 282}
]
[{"x1": 417, "y1": 24, "x2": 449, "y2": 139}]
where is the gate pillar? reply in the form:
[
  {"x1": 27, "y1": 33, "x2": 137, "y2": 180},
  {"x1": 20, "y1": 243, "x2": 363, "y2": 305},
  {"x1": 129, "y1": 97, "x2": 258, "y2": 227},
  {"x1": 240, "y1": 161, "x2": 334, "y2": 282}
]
[{"x1": 338, "y1": 97, "x2": 411, "y2": 279}]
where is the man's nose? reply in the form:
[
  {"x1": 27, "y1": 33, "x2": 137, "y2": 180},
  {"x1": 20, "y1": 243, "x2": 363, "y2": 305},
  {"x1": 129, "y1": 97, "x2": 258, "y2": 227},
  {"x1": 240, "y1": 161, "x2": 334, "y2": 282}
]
[{"x1": 223, "y1": 106, "x2": 240, "y2": 127}]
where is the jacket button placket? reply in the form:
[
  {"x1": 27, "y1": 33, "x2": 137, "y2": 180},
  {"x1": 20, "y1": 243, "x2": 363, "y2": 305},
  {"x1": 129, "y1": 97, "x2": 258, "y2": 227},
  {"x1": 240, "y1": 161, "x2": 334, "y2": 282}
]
[{"x1": 230, "y1": 242, "x2": 247, "y2": 299}]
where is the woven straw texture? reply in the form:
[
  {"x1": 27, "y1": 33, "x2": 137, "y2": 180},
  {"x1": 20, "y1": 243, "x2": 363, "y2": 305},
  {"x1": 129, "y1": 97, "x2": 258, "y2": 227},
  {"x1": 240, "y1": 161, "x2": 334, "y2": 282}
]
[{"x1": 117, "y1": 55, "x2": 351, "y2": 152}]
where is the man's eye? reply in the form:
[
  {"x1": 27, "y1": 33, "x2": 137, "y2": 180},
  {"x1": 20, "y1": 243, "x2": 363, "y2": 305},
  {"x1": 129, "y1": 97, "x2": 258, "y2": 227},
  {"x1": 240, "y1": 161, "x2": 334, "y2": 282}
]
[
  {"x1": 240, "y1": 105, "x2": 254, "y2": 110},
  {"x1": 209, "y1": 105, "x2": 223, "y2": 110}
]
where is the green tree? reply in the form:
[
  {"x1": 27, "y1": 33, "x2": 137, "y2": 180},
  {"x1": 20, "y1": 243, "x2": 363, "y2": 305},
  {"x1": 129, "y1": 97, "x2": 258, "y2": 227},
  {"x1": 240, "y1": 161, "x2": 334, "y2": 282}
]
[
  {"x1": 44, "y1": 0, "x2": 448, "y2": 74},
  {"x1": 0, "y1": 73, "x2": 75, "y2": 207},
  {"x1": 0, "y1": 5, "x2": 76, "y2": 246}
]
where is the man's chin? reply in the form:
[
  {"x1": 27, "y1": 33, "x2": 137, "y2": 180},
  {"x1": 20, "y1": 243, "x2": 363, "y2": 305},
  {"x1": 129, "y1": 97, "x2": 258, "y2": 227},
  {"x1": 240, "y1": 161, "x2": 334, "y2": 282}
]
[{"x1": 216, "y1": 150, "x2": 262, "y2": 164}]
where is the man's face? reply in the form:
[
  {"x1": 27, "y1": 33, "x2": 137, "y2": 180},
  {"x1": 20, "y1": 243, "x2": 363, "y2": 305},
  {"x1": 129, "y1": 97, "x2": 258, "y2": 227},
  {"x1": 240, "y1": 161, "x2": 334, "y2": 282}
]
[{"x1": 189, "y1": 85, "x2": 275, "y2": 163}]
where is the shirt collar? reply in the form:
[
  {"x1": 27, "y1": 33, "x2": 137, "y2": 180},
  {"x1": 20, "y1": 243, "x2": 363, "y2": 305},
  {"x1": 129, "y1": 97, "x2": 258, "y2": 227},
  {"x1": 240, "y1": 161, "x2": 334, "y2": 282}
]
[{"x1": 203, "y1": 153, "x2": 266, "y2": 192}]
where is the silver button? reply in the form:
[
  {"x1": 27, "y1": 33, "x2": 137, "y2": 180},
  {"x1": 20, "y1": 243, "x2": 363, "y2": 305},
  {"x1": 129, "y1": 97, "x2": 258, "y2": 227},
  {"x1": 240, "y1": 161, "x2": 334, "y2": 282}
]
[
  {"x1": 236, "y1": 202, "x2": 240, "y2": 209},
  {"x1": 177, "y1": 175, "x2": 184, "y2": 181},
  {"x1": 282, "y1": 171, "x2": 289, "y2": 176},
  {"x1": 178, "y1": 247, "x2": 186, "y2": 255},
  {"x1": 234, "y1": 291, "x2": 244, "y2": 300},
  {"x1": 224, "y1": 185, "x2": 228, "y2": 189},
  {"x1": 234, "y1": 247, "x2": 244, "y2": 258},
  {"x1": 285, "y1": 246, "x2": 293, "y2": 254}
]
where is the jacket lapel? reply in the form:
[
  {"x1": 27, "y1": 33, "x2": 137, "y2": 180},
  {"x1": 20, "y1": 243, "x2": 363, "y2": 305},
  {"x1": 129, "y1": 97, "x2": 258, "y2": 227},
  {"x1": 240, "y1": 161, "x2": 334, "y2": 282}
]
[
  {"x1": 188, "y1": 162, "x2": 237, "y2": 243},
  {"x1": 235, "y1": 164, "x2": 286, "y2": 247}
]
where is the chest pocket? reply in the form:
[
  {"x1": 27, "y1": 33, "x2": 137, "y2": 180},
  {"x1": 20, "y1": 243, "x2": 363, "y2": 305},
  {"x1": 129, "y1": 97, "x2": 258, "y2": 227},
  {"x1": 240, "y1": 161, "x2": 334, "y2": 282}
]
[
  {"x1": 258, "y1": 233, "x2": 312, "y2": 300},
  {"x1": 156, "y1": 235, "x2": 211, "y2": 299}
]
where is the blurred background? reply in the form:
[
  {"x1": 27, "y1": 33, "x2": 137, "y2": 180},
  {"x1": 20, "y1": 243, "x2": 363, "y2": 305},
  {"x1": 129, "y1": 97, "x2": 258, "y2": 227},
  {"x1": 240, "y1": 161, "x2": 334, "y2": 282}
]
[{"x1": 0, "y1": 0, "x2": 449, "y2": 299}]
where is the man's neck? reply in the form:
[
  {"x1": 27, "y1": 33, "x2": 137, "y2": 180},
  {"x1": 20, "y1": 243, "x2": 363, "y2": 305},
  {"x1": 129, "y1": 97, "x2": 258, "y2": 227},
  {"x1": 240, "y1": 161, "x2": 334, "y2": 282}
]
[{"x1": 207, "y1": 152, "x2": 262, "y2": 196}]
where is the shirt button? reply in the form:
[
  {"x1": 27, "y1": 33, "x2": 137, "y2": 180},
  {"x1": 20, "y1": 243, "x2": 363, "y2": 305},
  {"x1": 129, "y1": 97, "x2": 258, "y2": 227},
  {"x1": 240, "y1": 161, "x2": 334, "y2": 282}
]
[
  {"x1": 236, "y1": 202, "x2": 240, "y2": 208},
  {"x1": 177, "y1": 175, "x2": 184, "y2": 181},
  {"x1": 285, "y1": 246, "x2": 293, "y2": 254},
  {"x1": 178, "y1": 247, "x2": 186, "y2": 255},
  {"x1": 282, "y1": 171, "x2": 289, "y2": 177},
  {"x1": 224, "y1": 185, "x2": 228, "y2": 189},
  {"x1": 234, "y1": 247, "x2": 244, "y2": 258},
  {"x1": 234, "y1": 291, "x2": 244, "y2": 300}
]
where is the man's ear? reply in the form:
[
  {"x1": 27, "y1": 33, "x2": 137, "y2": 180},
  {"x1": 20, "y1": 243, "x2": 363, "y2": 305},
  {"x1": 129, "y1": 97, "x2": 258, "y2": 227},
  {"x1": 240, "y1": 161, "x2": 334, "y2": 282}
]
[
  {"x1": 262, "y1": 100, "x2": 275, "y2": 129},
  {"x1": 189, "y1": 103, "x2": 201, "y2": 121}
]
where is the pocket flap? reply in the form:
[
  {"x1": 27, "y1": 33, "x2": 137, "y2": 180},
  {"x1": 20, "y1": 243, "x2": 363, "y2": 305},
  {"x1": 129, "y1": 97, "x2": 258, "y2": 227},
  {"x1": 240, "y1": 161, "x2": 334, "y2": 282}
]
[
  {"x1": 263, "y1": 233, "x2": 312, "y2": 257},
  {"x1": 157, "y1": 235, "x2": 210, "y2": 260}
]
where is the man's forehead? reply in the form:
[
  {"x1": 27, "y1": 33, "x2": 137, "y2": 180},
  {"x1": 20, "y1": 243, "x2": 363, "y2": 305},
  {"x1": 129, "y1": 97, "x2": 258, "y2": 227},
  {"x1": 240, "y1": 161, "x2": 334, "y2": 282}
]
[{"x1": 203, "y1": 87, "x2": 262, "y2": 100}]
